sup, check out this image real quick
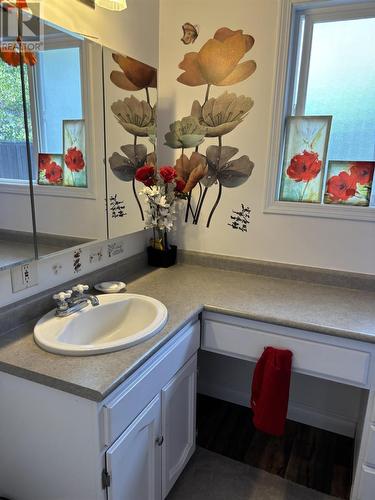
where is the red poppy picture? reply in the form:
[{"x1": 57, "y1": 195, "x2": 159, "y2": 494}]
[
  {"x1": 38, "y1": 154, "x2": 64, "y2": 186},
  {"x1": 324, "y1": 161, "x2": 374, "y2": 206},
  {"x1": 63, "y1": 120, "x2": 87, "y2": 188},
  {"x1": 279, "y1": 116, "x2": 332, "y2": 203}
]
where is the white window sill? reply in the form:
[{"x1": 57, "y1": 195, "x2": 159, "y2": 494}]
[
  {"x1": 264, "y1": 200, "x2": 375, "y2": 222},
  {"x1": 0, "y1": 180, "x2": 96, "y2": 200}
]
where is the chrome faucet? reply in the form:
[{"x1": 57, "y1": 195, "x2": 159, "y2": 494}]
[{"x1": 53, "y1": 284, "x2": 99, "y2": 317}]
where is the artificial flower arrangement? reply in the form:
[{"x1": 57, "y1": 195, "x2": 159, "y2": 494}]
[{"x1": 135, "y1": 164, "x2": 189, "y2": 266}]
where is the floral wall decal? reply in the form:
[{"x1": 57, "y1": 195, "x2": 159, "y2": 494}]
[
  {"x1": 107, "y1": 51, "x2": 157, "y2": 225},
  {"x1": 177, "y1": 27, "x2": 256, "y2": 88},
  {"x1": 164, "y1": 26, "x2": 257, "y2": 227}
]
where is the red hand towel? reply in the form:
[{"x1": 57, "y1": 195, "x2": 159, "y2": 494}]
[{"x1": 250, "y1": 346, "x2": 293, "y2": 436}]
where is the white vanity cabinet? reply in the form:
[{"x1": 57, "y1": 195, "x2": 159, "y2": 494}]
[
  {"x1": 161, "y1": 354, "x2": 197, "y2": 498},
  {"x1": 201, "y1": 312, "x2": 375, "y2": 500},
  {"x1": 104, "y1": 354, "x2": 197, "y2": 500},
  {"x1": 0, "y1": 320, "x2": 200, "y2": 500},
  {"x1": 105, "y1": 394, "x2": 162, "y2": 500}
]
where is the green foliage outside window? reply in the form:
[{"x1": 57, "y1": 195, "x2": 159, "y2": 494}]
[{"x1": 0, "y1": 61, "x2": 32, "y2": 142}]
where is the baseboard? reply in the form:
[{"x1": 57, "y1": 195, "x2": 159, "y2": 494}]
[{"x1": 198, "y1": 381, "x2": 357, "y2": 438}]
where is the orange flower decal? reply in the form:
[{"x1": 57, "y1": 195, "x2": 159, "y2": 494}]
[
  {"x1": 0, "y1": 45, "x2": 37, "y2": 66},
  {"x1": 0, "y1": 1, "x2": 29, "y2": 8},
  {"x1": 177, "y1": 27, "x2": 256, "y2": 87},
  {"x1": 0, "y1": 1, "x2": 37, "y2": 67},
  {"x1": 110, "y1": 53, "x2": 157, "y2": 91}
]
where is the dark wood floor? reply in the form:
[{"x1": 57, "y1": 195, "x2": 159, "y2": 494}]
[{"x1": 197, "y1": 394, "x2": 354, "y2": 500}]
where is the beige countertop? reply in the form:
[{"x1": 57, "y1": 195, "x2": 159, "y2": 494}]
[{"x1": 0, "y1": 263, "x2": 374, "y2": 402}]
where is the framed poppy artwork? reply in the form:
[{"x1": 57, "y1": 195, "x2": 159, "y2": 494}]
[
  {"x1": 38, "y1": 154, "x2": 64, "y2": 186},
  {"x1": 279, "y1": 116, "x2": 332, "y2": 203},
  {"x1": 63, "y1": 119, "x2": 87, "y2": 188},
  {"x1": 324, "y1": 161, "x2": 374, "y2": 206}
]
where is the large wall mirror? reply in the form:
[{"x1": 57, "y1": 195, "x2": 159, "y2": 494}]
[{"x1": 0, "y1": 5, "x2": 156, "y2": 271}]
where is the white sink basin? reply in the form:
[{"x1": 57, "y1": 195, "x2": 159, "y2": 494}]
[{"x1": 34, "y1": 294, "x2": 168, "y2": 356}]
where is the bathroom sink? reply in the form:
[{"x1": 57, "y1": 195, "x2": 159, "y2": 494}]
[{"x1": 34, "y1": 294, "x2": 168, "y2": 356}]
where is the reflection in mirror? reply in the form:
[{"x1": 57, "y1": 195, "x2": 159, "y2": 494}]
[
  {"x1": 31, "y1": 21, "x2": 107, "y2": 256},
  {"x1": 103, "y1": 48, "x2": 157, "y2": 237},
  {"x1": 0, "y1": 6, "x2": 108, "y2": 269},
  {"x1": 0, "y1": 7, "x2": 37, "y2": 270}
]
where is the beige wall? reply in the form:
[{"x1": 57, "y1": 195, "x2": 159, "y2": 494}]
[
  {"x1": 39, "y1": 0, "x2": 159, "y2": 66},
  {"x1": 158, "y1": 0, "x2": 375, "y2": 274}
]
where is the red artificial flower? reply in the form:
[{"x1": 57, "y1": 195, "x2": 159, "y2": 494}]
[
  {"x1": 175, "y1": 177, "x2": 186, "y2": 192},
  {"x1": 326, "y1": 171, "x2": 357, "y2": 202},
  {"x1": 39, "y1": 154, "x2": 52, "y2": 170},
  {"x1": 64, "y1": 147, "x2": 85, "y2": 172},
  {"x1": 135, "y1": 165, "x2": 155, "y2": 186},
  {"x1": 0, "y1": 0, "x2": 29, "y2": 9},
  {"x1": 45, "y1": 162, "x2": 63, "y2": 184},
  {"x1": 286, "y1": 150, "x2": 322, "y2": 183},
  {"x1": 349, "y1": 162, "x2": 374, "y2": 186},
  {"x1": 159, "y1": 166, "x2": 177, "y2": 183}
]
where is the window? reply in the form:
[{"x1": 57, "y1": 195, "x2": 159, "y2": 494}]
[
  {"x1": 35, "y1": 44, "x2": 83, "y2": 153},
  {"x1": 266, "y1": 1, "x2": 375, "y2": 221},
  {"x1": 0, "y1": 35, "x2": 83, "y2": 184}
]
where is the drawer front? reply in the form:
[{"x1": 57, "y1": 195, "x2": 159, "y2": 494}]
[
  {"x1": 103, "y1": 321, "x2": 200, "y2": 445},
  {"x1": 359, "y1": 465, "x2": 375, "y2": 500},
  {"x1": 202, "y1": 319, "x2": 370, "y2": 386},
  {"x1": 365, "y1": 426, "x2": 375, "y2": 467}
]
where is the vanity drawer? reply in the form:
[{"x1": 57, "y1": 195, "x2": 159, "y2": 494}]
[
  {"x1": 202, "y1": 318, "x2": 370, "y2": 386},
  {"x1": 103, "y1": 320, "x2": 200, "y2": 445}
]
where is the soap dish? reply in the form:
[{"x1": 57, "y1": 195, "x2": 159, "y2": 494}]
[{"x1": 94, "y1": 281, "x2": 126, "y2": 294}]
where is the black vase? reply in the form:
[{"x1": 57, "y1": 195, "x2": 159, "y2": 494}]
[{"x1": 147, "y1": 245, "x2": 177, "y2": 268}]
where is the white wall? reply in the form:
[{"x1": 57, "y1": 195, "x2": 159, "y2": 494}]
[{"x1": 158, "y1": 0, "x2": 375, "y2": 274}]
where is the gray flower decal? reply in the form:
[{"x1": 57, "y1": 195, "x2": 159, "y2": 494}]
[
  {"x1": 111, "y1": 96, "x2": 155, "y2": 137},
  {"x1": 109, "y1": 144, "x2": 149, "y2": 181},
  {"x1": 164, "y1": 116, "x2": 206, "y2": 149},
  {"x1": 202, "y1": 145, "x2": 254, "y2": 187},
  {"x1": 191, "y1": 92, "x2": 254, "y2": 137},
  {"x1": 109, "y1": 144, "x2": 156, "y2": 222}
]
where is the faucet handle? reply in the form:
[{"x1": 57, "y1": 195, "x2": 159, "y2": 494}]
[
  {"x1": 53, "y1": 290, "x2": 72, "y2": 302},
  {"x1": 72, "y1": 284, "x2": 89, "y2": 295}
]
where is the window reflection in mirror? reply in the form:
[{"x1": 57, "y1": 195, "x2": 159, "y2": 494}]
[{"x1": 0, "y1": 11, "x2": 107, "y2": 270}]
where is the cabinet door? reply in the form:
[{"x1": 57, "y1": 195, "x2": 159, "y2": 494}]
[
  {"x1": 161, "y1": 354, "x2": 197, "y2": 498},
  {"x1": 106, "y1": 394, "x2": 162, "y2": 500}
]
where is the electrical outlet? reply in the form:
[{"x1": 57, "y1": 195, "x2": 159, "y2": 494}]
[{"x1": 11, "y1": 261, "x2": 39, "y2": 293}]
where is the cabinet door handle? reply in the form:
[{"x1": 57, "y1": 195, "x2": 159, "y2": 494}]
[{"x1": 156, "y1": 435, "x2": 164, "y2": 446}]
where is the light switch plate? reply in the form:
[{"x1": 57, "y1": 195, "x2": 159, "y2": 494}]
[{"x1": 11, "y1": 261, "x2": 39, "y2": 293}]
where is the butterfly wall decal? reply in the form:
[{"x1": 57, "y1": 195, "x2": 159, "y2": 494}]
[{"x1": 181, "y1": 22, "x2": 199, "y2": 44}]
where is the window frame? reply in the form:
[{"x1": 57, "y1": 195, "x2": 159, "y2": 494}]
[
  {"x1": 264, "y1": 0, "x2": 375, "y2": 222},
  {"x1": 0, "y1": 36, "x2": 97, "y2": 200}
]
